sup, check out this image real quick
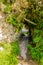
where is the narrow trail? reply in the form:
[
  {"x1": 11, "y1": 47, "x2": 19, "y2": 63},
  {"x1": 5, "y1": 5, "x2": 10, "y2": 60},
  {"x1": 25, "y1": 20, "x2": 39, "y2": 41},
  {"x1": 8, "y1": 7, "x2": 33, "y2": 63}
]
[
  {"x1": 17, "y1": 56, "x2": 38, "y2": 65},
  {"x1": 18, "y1": 33, "x2": 39, "y2": 65}
]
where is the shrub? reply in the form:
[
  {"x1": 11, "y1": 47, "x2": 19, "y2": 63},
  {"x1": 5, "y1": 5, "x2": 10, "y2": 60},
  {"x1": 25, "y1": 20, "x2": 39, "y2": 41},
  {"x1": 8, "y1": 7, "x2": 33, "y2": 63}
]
[
  {"x1": 27, "y1": 29, "x2": 43, "y2": 65},
  {"x1": 4, "y1": 4, "x2": 11, "y2": 13},
  {"x1": 27, "y1": 44, "x2": 40, "y2": 61},
  {"x1": 0, "y1": 41, "x2": 20, "y2": 65},
  {"x1": 40, "y1": 57, "x2": 43, "y2": 65},
  {"x1": 10, "y1": 41, "x2": 20, "y2": 55}
]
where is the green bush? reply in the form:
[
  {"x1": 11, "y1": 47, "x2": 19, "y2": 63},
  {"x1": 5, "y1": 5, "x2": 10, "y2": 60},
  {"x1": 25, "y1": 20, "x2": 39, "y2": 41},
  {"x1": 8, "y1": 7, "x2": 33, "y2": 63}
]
[
  {"x1": 40, "y1": 57, "x2": 43, "y2": 65},
  {"x1": 4, "y1": 4, "x2": 11, "y2": 13},
  {"x1": 10, "y1": 41, "x2": 20, "y2": 55},
  {"x1": 27, "y1": 29, "x2": 43, "y2": 65},
  {"x1": 0, "y1": 41, "x2": 20, "y2": 65},
  {"x1": 27, "y1": 44, "x2": 40, "y2": 61}
]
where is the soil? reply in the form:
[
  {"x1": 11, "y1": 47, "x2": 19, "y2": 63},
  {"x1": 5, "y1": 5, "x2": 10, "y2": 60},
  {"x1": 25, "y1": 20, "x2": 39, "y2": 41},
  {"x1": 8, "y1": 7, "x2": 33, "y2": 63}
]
[{"x1": 17, "y1": 56, "x2": 39, "y2": 65}]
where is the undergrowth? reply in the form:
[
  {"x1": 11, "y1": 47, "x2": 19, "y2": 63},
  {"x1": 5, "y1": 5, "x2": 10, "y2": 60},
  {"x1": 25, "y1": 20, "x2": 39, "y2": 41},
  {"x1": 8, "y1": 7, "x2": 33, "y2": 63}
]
[
  {"x1": 0, "y1": 41, "x2": 20, "y2": 65},
  {"x1": 27, "y1": 29, "x2": 43, "y2": 65}
]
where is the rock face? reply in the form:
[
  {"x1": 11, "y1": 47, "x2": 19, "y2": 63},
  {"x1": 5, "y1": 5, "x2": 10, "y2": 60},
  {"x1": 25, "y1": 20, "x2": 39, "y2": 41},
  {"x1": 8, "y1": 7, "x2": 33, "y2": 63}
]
[{"x1": 0, "y1": 13, "x2": 15, "y2": 43}]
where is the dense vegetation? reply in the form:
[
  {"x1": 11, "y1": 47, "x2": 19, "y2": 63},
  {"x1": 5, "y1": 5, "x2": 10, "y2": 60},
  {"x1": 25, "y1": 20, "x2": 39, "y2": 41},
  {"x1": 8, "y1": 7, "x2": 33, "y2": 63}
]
[
  {"x1": 0, "y1": 41, "x2": 20, "y2": 65},
  {"x1": 0, "y1": 0, "x2": 43, "y2": 65}
]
